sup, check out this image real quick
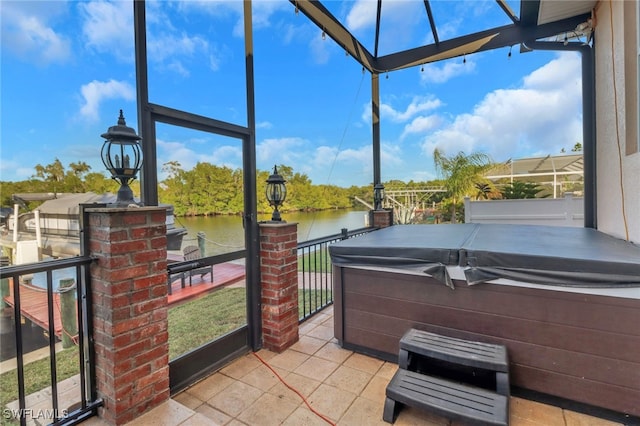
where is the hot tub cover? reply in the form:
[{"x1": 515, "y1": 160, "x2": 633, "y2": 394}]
[{"x1": 328, "y1": 224, "x2": 640, "y2": 288}]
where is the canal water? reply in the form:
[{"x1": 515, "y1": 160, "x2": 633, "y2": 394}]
[{"x1": 176, "y1": 209, "x2": 370, "y2": 255}]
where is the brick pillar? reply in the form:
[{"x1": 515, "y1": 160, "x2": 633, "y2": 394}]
[
  {"x1": 372, "y1": 209, "x2": 394, "y2": 228},
  {"x1": 259, "y1": 222, "x2": 299, "y2": 353},
  {"x1": 88, "y1": 207, "x2": 169, "y2": 425}
]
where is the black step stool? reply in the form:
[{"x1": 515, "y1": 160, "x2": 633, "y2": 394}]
[
  {"x1": 384, "y1": 369, "x2": 508, "y2": 425},
  {"x1": 384, "y1": 329, "x2": 510, "y2": 424},
  {"x1": 399, "y1": 329, "x2": 510, "y2": 396}
]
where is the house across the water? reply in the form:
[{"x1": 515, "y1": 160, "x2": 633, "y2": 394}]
[{"x1": 0, "y1": 192, "x2": 187, "y2": 262}]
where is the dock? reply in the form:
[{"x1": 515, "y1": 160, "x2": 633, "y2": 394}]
[
  {"x1": 167, "y1": 262, "x2": 245, "y2": 305},
  {"x1": 2, "y1": 280, "x2": 68, "y2": 339}
]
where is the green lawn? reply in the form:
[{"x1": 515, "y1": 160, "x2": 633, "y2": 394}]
[
  {"x1": 168, "y1": 287, "x2": 247, "y2": 359},
  {"x1": 0, "y1": 347, "x2": 79, "y2": 426},
  {"x1": 168, "y1": 288, "x2": 333, "y2": 359},
  {"x1": 1, "y1": 287, "x2": 332, "y2": 420},
  {"x1": 299, "y1": 289, "x2": 332, "y2": 317},
  {"x1": 298, "y1": 247, "x2": 332, "y2": 272}
]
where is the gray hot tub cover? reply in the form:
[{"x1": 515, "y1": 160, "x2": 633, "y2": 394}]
[{"x1": 328, "y1": 224, "x2": 640, "y2": 288}]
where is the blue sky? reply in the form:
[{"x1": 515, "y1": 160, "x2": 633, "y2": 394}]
[{"x1": 1, "y1": 0, "x2": 583, "y2": 188}]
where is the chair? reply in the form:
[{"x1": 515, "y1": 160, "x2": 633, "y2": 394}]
[{"x1": 182, "y1": 245, "x2": 213, "y2": 285}]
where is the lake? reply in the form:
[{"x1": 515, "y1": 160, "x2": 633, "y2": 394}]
[{"x1": 175, "y1": 209, "x2": 371, "y2": 255}]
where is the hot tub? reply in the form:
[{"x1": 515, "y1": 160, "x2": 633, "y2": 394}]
[{"x1": 329, "y1": 224, "x2": 640, "y2": 417}]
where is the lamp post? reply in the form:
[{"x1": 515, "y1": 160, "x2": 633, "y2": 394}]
[
  {"x1": 101, "y1": 110, "x2": 143, "y2": 207},
  {"x1": 373, "y1": 183, "x2": 385, "y2": 210},
  {"x1": 265, "y1": 165, "x2": 287, "y2": 222}
]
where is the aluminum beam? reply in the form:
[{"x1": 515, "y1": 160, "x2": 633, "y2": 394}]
[
  {"x1": 375, "y1": 13, "x2": 591, "y2": 72},
  {"x1": 290, "y1": 0, "x2": 377, "y2": 72},
  {"x1": 293, "y1": 0, "x2": 589, "y2": 73}
]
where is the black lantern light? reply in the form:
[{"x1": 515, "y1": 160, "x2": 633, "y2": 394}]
[
  {"x1": 101, "y1": 110, "x2": 143, "y2": 206},
  {"x1": 373, "y1": 183, "x2": 385, "y2": 210},
  {"x1": 265, "y1": 165, "x2": 287, "y2": 222}
]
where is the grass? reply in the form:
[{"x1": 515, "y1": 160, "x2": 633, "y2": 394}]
[
  {"x1": 297, "y1": 247, "x2": 332, "y2": 272},
  {"x1": 0, "y1": 287, "x2": 334, "y2": 419},
  {"x1": 168, "y1": 287, "x2": 333, "y2": 359},
  {"x1": 299, "y1": 289, "x2": 332, "y2": 318},
  {"x1": 0, "y1": 346, "x2": 79, "y2": 426},
  {"x1": 168, "y1": 287, "x2": 247, "y2": 359}
]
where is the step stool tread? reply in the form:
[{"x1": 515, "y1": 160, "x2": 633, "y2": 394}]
[
  {"x1": 400, "y1": 329, "x2": 508, "y2": 372},
  {"x1": 385, "y1": 369, "x2": 508, "y2": 425}
]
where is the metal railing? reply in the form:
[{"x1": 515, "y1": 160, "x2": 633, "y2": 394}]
[
  {"x1": 297, "y1": 226, "x2": 377, "y2": 322},
  {"x1": 0, "y1": 256, "x2": 102, "y2": 426}
]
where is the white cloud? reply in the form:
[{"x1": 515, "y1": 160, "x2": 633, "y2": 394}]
[
  {"x1": 166, "y1": 60, "x2": 190, "y2": 78},
  {"x1": 306, "y1": 141, "x2": 407, "y2": 186},
  {"x1": 79, "y1": 79, "x2": 136, "y2": 122},
  {"x1": 156, "y1": 138, "x2": 245, "y2": 181},
  {"x1": 312, "y1": 144, "x2": 373, "y2": 185},
  {"x1": 80, "y1": 1, "x2": 218, "y2": 74},
  {"x1": 309, "y1": 33, "x2": 331, "y2": 64},
  {"x1": 209, "y1": 51, "x2": 221, "y2": 72},
  {"x1": 80, "y1": 1, "x2": 134, "y2": 62},
  {"x1": 174, "y1": 0, "x2": 287, "y2": 37},
  {"x1": 346, "y1": 0, "x2": 422, "y2": 53},
  {"x1": 146, "y1": 32, "x2": 210, "y2": 76},
  {"x1": 420, "y1": 58, "x2": 476, "y2": 84},
  {"x1": 156, "y1": 139, "x2": 200, "y2": 177},
  {"x1": 257, "y1": 121, "x2": 273, "y2": 129},
  {"x1": 363, "y1": 96, "x2": 442, "y2": 124},
  {"x1": 420, "y1": 52, "x2": 583, "y2": 161},
  {"x1": 312, "y1": 145, "x2": 340, "y2": 168},
  {"x1": 401, "y1": 115, "x2": 442, "y2": 139},
  {"x1": 205, "y1": 145, "x2": 243, "y2": 168},
  {"x1": 1, "y1": 2, "x2": 71, "y2": 65},
  {"x1": 257, "y1": 137, "x2": 307, "y2": 164},
  {"x1": 0, "y1": 158, "x2": 30, "y2": 180},
  {"x1": 345, "y1": 0, "x2": 377, "y2": 32},
  {"x1": 523, "y1": 51, "x2": 581, "y2": 91},
  {"x1": 252, "y1": 1, "x2": 291, "y2": 31},
  {"x1": 282, "y1": 23, "x2": 302, "y2": 45}
]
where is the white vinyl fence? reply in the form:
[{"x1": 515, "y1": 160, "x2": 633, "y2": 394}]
[{"x1": 464, "y1": 193, "x2": 584, "y2": 227}]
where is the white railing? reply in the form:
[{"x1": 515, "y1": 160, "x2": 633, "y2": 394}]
[{"x1": 464, "y1": 193, "x2": 584, "y2": 227}]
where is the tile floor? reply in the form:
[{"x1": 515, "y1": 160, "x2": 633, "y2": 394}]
[{"x1": 87, "y1": 306, "x2": 624, "y2": 426}]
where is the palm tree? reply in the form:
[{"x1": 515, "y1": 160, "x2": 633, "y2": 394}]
[
  {"x1": 500, "y1": 181, "x2": 548, "y2": 199},
  {"x1": 433, "y1": 149, "x2": 494, "y2": 223}
]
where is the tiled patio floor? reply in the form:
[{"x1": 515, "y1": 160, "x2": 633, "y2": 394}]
[{"x1": 86, "y1": 306, "x2": 623, "y2": 426}]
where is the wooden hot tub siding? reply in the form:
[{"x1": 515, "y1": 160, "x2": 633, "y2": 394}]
[{"x1": 333, "y1": 266, "x2": 640, "y2": 417}]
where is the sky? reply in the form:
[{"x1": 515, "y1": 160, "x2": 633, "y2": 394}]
[{"x1": 0, "y1": 0, "x2": 584, "y2": 188}]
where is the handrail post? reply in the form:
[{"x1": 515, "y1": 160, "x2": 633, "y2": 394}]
[
  {"x1": 59, "y1": 278, "x2": 77, "y2": 348},
  {"x1": 341, "y1": 228, "x2": 349, "y2": 240}
]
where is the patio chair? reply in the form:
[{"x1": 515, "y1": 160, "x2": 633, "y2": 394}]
[{"x1": 182, "y1": 245, "x2": 213, "y2": 285}]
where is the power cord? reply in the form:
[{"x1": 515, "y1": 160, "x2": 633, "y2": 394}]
[
  {"x1": 606, "y1": 0, "x2": 630, "y2": 241},
  {"x1": 252, "y1": 352, "x2": 336, "y2": 425}
]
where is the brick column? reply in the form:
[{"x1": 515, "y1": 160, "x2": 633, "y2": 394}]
[
  {"x1": 372, "y1": 208, "x2": 394, "y2": 228},
  {"x1": 259, "y1": 222, "x2": 299, "y2": 353},
  {"x1": 88, "y1": 207, "x2": 169, "y2": 425}
]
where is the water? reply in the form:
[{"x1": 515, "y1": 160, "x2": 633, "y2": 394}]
[
  {"x1": 175, "y1": 209, "x2": 370, "y2": 255},
  {"x1": 0, "y1": 268, "x2": 77, "y2": 362},
  {"x1": 29, "y1": 268, "x2": 77, "y2": 292}
]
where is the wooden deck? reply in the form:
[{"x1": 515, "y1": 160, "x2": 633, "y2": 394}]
[
  {"x1": 2, "y1": 280, "x2": 68, "y2": 339},
  {"x1": 2, "y1": 263, "x2": 247, "y2": 339},
  {"x1": 167, "y1": 262, "x2": 245, "y2": 305}
]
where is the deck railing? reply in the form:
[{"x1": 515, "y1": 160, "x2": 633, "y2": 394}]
[
  {"x1": 0, "y1": 256, "x2": 102, "y2": 426},
  {"x1": 297, "y1": 226, "x2": 377, "y2": 322}
]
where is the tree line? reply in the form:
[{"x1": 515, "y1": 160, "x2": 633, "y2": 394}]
[
  {"x1": 0, "y1": 158, "x2": 375, "y2": 217},
  {"x1": 0, "y1": 152, "x2": 563, "y2": 220}
]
